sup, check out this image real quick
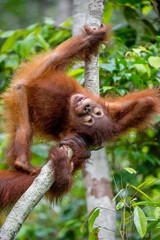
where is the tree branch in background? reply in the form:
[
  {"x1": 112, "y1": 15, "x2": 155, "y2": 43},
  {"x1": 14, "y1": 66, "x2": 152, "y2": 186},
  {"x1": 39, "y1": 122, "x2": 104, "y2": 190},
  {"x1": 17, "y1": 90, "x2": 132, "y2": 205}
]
[{"x1": 83, "y1": 0, "x2": 116, "y2": 239}]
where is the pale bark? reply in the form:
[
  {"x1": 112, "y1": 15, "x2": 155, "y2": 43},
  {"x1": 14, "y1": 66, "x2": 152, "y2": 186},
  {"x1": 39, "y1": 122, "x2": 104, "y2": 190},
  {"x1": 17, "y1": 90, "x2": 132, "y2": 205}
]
[
  {"x1": 72, "y1": 0, "x2": 88, "y2": 35},
  {"x1": 56, "y1": 0, "x2": 73, "y2": 25},
  {"x1": 84, "y1": 0, "x2": 104, "y2": 94},
  {"x1": 83, "y1": 150, "x2": 116, "y2": 240},
  {"x1": 73, "y1": 0, "x2": 116, "y2": 239}
]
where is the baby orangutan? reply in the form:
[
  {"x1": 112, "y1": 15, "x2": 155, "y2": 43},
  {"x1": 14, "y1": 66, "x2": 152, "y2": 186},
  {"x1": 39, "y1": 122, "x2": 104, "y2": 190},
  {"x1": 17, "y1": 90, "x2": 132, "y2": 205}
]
[{"x1": 0, "y1": 24, "x2": 160, "y2": 209}]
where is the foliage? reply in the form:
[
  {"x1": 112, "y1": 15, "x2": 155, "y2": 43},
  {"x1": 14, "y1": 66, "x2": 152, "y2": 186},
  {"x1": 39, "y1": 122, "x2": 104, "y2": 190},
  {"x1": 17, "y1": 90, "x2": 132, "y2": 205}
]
[
  {"x1": 0, "y1": 0, "x2": 160, "y2": 239},
  {"x1": 101, "y1": 1, "x2": 160, "y2": 239},
  {"x1": 0, "y1": 18, "x2": 71, "y2": 93},
  {"x1": 81, "y1": 207, "x2": 100, "y2": 239}
]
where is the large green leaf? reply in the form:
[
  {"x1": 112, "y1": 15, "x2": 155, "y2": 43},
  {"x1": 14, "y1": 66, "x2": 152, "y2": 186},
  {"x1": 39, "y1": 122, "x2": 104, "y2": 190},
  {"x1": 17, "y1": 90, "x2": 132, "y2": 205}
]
[
  {"x1": 18, "y1": 35, "x2": 35, "y2": 57},
  {"x1": 134, "y1": 64, "x2": 150, "y2": 77},
  {"x1": 36, "y1": 34, "x2": 50, "y2": 51},
  {"x1": 148, "y1": 56, "x2": 160, "y2": 69},
  {"x1": 1, "y1": 30, "x2": 22, "y2": 53},
  {"x1": 0, "y1": 30, "x2": 15, "y2": 38},
  {"x1": 134, "y1": 206, "x2": 147, "y2": 238},
  {"x1": 100, "y1": 62, "x2": 116, "y2": 73},
  {"x1": 133, "y1": 202, "x2": 160, "y2": 208}
]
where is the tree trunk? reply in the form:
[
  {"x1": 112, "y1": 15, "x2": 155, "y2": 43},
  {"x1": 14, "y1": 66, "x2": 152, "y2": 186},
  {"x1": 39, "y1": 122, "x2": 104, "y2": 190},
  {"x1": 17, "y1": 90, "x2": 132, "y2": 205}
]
[
  {"x1": 83, "y1": 150, "x2": 116, "y2": 239},
  {"x1": 72, "y1": 1, "x2": 116, "y2": 239},
  {"x1": 56, "y1": 0, "x2": 73, "y2": 25},
  {"x1": 72, "y1": 0, "x2": 88, "y2": 35}
]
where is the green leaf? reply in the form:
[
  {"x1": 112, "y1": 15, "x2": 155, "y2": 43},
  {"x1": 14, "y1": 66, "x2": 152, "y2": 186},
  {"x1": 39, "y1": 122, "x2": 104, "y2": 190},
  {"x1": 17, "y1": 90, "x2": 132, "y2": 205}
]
[
  {"x1": 36, "y1": 34, "x2": 50, "y2": 51},
  {"x1": 116, "y1": 88, "x2": 126, "y2": 96},
  {"x1": 139, "y1": 46, "x2": 149, "y2": 53},
  {"x1": 68, "y1": 68, "x2": 84, "y2": 77},
  {"x1": 113, "y1": 75, "x2": 121, "y2": 82},
  {"x1": 123, "y1": 167, "x2": 136, "y2": 174},
  {"x1": 136, "y1": 179, "x2": 153, "y2": 189},
  {"x1": 26, "y1": 23, "x2": 39, "y2": 32},
  {"x1": 125, "y1": 211, "x2": 131, "y2": 225},
  {"x1": 1, "y1": 30, "x2": 22, "y2": 53},
  {"x1": 113, "y1": 189, "x2": 124, "y2": 202},
  {"x1": 134, "y1": 206, "x2": 147, "y2": 238},
  {"x1": 132, "y1": 201, "x2": 160, "y2": 208},
  {"x1": 147, "y1": 219, "x2": 160, "y2": 231},
  {"x1": 100, "y1": 62, "x2": 116, "y2": 73},
  {"x1": 148, "y1": 56, "x2": 160, "y2": 69},
  {"x1": 0, "y1": 55, "x2": 6, "y2": 63},
  {"x1": 129, "y1": 184, "x2": 151, "y2": 201},
  {"x1": 0, "y1": 30, "x2": 15, "y2": 38},
  {"x1": 132, "y1": 48, "x2": 141, "y2": 56},
  {"x1": 19, "y1": 35, "x2": 35, "y2": 57},
  {"x1": 142, "y1": 5, "x2": 152, "y2": 15},
  {"x1": 102, "y1": 86, "x2": 114, "y2": 93},
  {"x1": 80, "y1": 207, "x2": 99, "y2": 233},
  {"x1": 134, "y1": 64, "x2": 150, "y2": 77},
  {"x1": 116, "y1": 201, "x2": 124, "y2": 210},
  {"x1": 5, "y1": 57, "x2": 19, "y2": 69},
  {"x1": 88, "y1": 227, "x2": 99, "y2": 240},
  {"x1": 44, "y1": 17, "x2": 55, "y2": 25},
  {"x1": 155, "y1": 207, "x2": 160, "y2": 220},
  {"x1": 60, "y1": 17, "x2": 72, "y2": 27},
  {"x1": 141, "y1": 146, "x2": 149, "y2": 153},
  {"x1": 88, "y1": 209, "x2": 100, "y2": 232}
]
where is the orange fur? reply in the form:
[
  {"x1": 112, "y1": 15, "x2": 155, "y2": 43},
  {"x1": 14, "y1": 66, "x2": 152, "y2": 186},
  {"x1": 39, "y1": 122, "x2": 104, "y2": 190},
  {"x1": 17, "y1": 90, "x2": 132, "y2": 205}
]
[{"x1": 0, "y1": 24, "x2": 160, "y2": 210}]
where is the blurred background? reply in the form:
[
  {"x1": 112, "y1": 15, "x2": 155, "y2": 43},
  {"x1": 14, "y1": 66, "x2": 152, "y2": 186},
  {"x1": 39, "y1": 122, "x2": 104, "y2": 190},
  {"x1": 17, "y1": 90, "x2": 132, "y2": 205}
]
[{"x1": 0, "y1": 0, "x2": 160, "y2": 239}]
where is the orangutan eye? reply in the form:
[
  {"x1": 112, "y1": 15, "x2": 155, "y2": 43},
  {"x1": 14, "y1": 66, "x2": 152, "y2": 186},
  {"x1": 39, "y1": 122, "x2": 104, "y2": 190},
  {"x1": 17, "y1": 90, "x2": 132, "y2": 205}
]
[
  {"x1": 88, "y1": 118, "x2": 93, "y2": 123},
  {"x1": 83, "y1": 115, "x2": 94, "y2": 125},
  {"x1": 93, "y1": 107, "x2": 103, "y2": 117},
  {"x1": 96, "y1": 111, "x2": 101, "y2": 115}
]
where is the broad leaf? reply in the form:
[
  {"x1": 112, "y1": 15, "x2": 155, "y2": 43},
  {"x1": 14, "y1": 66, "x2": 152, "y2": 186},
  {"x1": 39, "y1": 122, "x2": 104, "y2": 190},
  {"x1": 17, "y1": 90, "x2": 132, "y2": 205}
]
[
  {"x1": 133, "y1": 201, "x2": 160, "y2": 208},
  {"x1": 134, "y1": 206, "x2": 147, "y2": 238},
  {"x1": 148, "y1": 56, "x2": 160, "y2": 69}
]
